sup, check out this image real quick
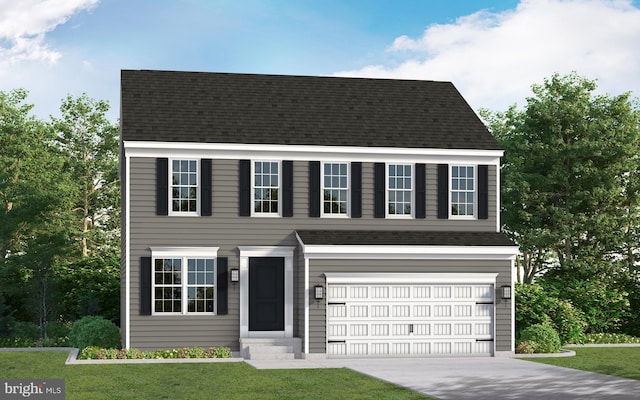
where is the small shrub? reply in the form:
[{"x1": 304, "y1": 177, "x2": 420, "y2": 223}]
[
  {"x1": 515, "y1": 341, "x2": 539, "y2": 354},
  {"x1": 69, "y1": 316, "x2": 120, "y2": 350},
  {"x1": 516, "y1": 283, "x2": 587, "y2": 344},
  {"x1": 519, "y1": 323, "x2": 561, "y2": 353},
  {"x1": 209, "y1": 346, "x2": 232, "y2": 358},
  {"x1": 79, "y1": 346, "x2": 102, "y2": 360}
]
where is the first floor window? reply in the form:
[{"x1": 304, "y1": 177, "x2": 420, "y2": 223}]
[
  {"x1": 153, "y1": 255, "x2": 216, "y2": 314},
  {"x1": 171, "y1": 159, "x2": 198, "y2": 213},
  {"x1": 322, "y1": 162, "x2": 348, "y2": 216},
  {"x1": 451, "y1": 165, "x2": 475, "y2": 217},
  {"x1": 253, "y1": 161, "x2": 280, "y2": 215},
  {"x1": 388, "y1": 164, "x2": 412, "y2": 216},
  {"x1": 187, "y1": 258, "x2": 215, "y2": 313}
]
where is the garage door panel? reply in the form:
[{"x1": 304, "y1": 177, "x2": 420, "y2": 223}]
[{"x1": 327, "y1": 281, "x2": 495, "y2": 358}]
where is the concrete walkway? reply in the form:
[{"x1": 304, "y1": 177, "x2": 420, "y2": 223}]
[{"x1": 246, "y1": 357, "x2": 640, "y2": 399}]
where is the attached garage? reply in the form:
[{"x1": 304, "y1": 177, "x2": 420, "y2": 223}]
[
  {"x1": 296, "y1": 230, "x2": 519, "y2": 358},
  {"x1": 325, "y1": 273, "x2": 497, "y2": 357}
]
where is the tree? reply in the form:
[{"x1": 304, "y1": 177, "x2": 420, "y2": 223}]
[
  {"x1": 482, "y1": 73, "x2": 640, "y2": 283},
  {"x1": 0, "y1": 89, "x2": 75, "y2": 337},
  {"x1": 482, "y1": 73, "x2": 640, "y2": 334},
  {"x1": 52, "y1": 94, "x2": 120, "y2": 258}
]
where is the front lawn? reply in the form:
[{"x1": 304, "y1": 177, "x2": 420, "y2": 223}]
[
  {"x1": 0, "y1": 352, "x2": 429, "y2": 399},
  {"x1": 526, "y1": 347, "x2": 640, "y2": 380}
]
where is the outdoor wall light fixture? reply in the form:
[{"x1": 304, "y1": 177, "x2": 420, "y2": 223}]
[
  {"x1": 230, "y1": 268, "x2": 239, "y2": 283},
  {"x1": 501, "y1": 285, "x2": 512, "y2": 300},
  {"x1": 314, "y1": 285, "x2": 324, "y2": 301}
]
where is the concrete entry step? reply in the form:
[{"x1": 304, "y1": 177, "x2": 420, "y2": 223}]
[{"x1": 240, "y1": 338, "x2": 302, "y2": 360}]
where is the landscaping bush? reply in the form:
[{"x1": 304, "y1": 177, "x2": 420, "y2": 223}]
[
  {"x1": 583, "y1": 333, "x2": 640, "y2": 344},
  {"x1": 516, "y1": 283, "x2": 587, "y2": 344},
  {"x1": 69, "y1": 316, "x2": 120, "y2": 350},
  {"x1": 515, "y1": 341, "x2": 539, "y2": 354},
  {"x1": 79, "y1": 346, "x2": 232, "y2": 360},
  {"x1": 519, "y1": 323, "x2": 561, "y2": 353}
]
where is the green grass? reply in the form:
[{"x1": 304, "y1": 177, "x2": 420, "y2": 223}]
[
  {"x1": 0, "y1": 352, "x2": 429, "y2": 399},
  {"x1": 527, "y1": 347, "x2": 640, "y2": 380}
]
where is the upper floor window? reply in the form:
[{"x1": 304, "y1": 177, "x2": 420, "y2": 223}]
[
  {"x1": 253, "y1": 161, "x2": 280, "y2": 215},
  {"x1": 322, "y1": 162, "x2": 348, "y2": 216},
  {"x1": 153, "y1": 252, "x2": 217, "y2": 315},
  {"x1": 388, "y1": 164, "x2": 413, "y2": 217},
  {"x1": 171, "y1": 159, "x2": 198, "y2": 214},
  {"x1": 451, "y1": 165, "x2": 475, "y2": 217}
]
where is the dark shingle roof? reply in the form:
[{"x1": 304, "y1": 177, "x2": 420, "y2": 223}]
[
  {"x1": 121, "y1": 70, "x2": 501, "y2": 150},
  {"x1": 296, "y1": 230, "x2": 517, "y2": 247}
]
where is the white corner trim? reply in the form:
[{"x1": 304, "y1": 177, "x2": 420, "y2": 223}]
[
  {"x1": 324, "y1": 272, "x2": 499, "y2": 285},
  {"x1": 123, "y1": 141, "x2": 503, "y2": 165},
  {"x1": 304, "y1": 257, "x2": 310, "y2": 355},
  {"x1": 298, "y1": 244, "x2": 519, "y2": 260},
  {"x1": 125, "y1": 156, "x2": 131, "y2": 349}
]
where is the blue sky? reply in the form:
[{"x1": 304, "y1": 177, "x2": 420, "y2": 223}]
[{"x1": 1, "y1": 0, "x2": 639, "y2": 122}]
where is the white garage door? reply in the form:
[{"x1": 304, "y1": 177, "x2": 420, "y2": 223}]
[{"x1": 326, "y1": 276, "x2": 495, "y2": 357}]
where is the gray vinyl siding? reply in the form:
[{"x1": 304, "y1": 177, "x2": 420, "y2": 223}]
[
  {"x1": 127, "y1": 157, "x2": 502, "y2": 350},
  {"x1": 307, "y1": 259, "x2": 513, "y2": 354}
]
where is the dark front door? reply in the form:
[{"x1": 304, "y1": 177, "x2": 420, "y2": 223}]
[{"x1": 249, "y1": 257, "x2": 285, "y2": 331}]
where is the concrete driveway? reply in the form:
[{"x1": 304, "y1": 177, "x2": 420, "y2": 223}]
[{"x1": 246, "y1": 357, "x2": 640, "y2": 399}]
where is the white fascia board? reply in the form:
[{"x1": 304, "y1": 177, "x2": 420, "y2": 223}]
[
  {"x1": 123, "y1": 141, "x2": 503, "y2": 165},
  {"x1": 299, "y1": 244, "x2": 519, "y2": 260},
  {"x1": 324, "y1": 272, "x2": 499, "y2": 285}
]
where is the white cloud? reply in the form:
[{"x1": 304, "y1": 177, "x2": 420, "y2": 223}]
[
  {"x1": 335, "y1": 0, "x2": 640, "y2": 111},
  {"x1": 0, "y1": 0, "x2": 99, "y2": 65}
]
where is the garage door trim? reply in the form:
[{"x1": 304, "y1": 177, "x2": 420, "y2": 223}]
[{"x1": 325, "y1": 272, "x2": 498, "y2": 284}]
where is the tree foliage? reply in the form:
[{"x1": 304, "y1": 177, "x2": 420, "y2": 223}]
[
  {"x1": 483, "y1": 73, "x2": 640, "y2": 282},
  {"x1": 483, "y1": 72, "x2": 640, "y2": 335},
  {"x1": 52, "y1": 94, "x2": 120, "y2": 258},
  {"x1": 0, "y1": 89, "x2": 120, "y2": 341}
]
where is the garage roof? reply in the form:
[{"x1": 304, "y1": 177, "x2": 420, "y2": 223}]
[{"x1": 295, "y1": 230, "x2": 517, "y2": 247}]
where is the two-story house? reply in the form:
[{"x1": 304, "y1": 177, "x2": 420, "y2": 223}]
[{"x1": 120, "y1": 70, "x2": 518, "y2": 359}]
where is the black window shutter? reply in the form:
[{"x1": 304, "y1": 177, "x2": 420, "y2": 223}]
[
  {"x1": 351, "y1": 162, "x2": 362, "y2": 218},
  {"x1": 239, "y1": 160, "x2": 251, "y2": 216},
  {"x1": 478, "y1": 165, "x2": 489, "y2": 220},
  {"x1": 140, "y1": 257, "x2": 152, "y2": 315},
  {"x1": 309, "y1": 161, "x2": 320, "y2": 217},
  {"x1": 415, "y1": 163, "x2": 426, "y2": 219},
  {"x1": 156, "y1": 158, "x2": 169, "y2": 216},
  {"x1": 217, "y1": 257, "x2": 228, "y2": 315},
  {"x1": 437, "y1": 164, "x2": 449, "y2": 219},
  {"x1": 282, "y1": 161, "x2": 293, "y2": 217},
  {"x1": 201, "y1": 159, "x2": 212, "y2": 216},
  {"x1": 374, "y1": 163, "x2": 385, "y2": 218}
]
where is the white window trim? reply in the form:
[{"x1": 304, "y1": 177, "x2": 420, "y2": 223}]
[
  {"x1": 168, "y1": 158, "x2": 200, "y2": 216},
  {"x1": 449, "y1": 164, "x2": 477, "y2": 220},
  {"x1": 320, "y1": 161, "x2": 350, "y2": 218},
  {"x1": 150, "y1": 247, "x2": 220, "y2": 316},
  {"x1": 251, "y1": 160, "x2": 282, "y2": 217},
  {"x1": 386, "y1": 163, "x2": 414, "y2": 219}
]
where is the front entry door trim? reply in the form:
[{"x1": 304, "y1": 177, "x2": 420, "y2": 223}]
[{"x1": 239, "y1": 246, "x2": 295, "y2": 338}]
